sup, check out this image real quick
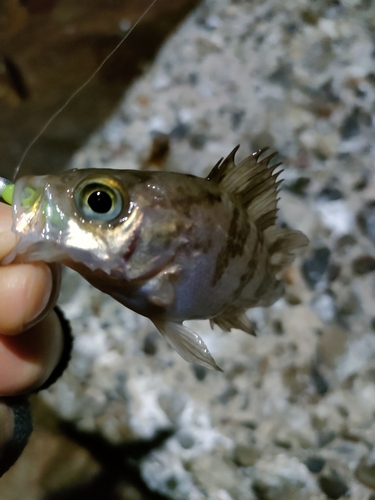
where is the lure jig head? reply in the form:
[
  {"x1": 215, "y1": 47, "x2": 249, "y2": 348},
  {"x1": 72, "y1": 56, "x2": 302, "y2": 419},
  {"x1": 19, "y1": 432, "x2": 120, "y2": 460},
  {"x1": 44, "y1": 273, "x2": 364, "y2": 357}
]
[{"x1": 0, "y1": 177, "x2": 14, "y2": 205}]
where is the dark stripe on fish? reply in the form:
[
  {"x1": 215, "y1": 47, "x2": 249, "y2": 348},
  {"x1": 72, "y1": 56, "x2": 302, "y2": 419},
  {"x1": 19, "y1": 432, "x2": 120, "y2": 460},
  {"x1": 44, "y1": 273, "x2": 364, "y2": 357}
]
[
  {"x1": 250, "y1": 269, "x2": 275, "y2": 305},
  {"x1": 231, "y1": 238, "x2": 260, "y2": 302},
  {"x1": 211, "y1": 204, "x2": 250, "y2": 286},
  {"x1": 172, "y1": 186, "x2": 222, "y2": 217}
]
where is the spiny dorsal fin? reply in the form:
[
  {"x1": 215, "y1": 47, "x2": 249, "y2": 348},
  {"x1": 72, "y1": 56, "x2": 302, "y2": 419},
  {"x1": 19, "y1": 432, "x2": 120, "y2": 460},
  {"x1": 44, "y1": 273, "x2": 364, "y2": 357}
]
[{"x1": 207, "y1": 145, "x2": 283, "y2": 231}]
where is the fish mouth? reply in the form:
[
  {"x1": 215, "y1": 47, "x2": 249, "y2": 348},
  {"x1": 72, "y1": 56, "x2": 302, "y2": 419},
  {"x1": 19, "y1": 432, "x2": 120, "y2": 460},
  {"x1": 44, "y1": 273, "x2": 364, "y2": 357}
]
[
  {"x1": 3, "y1": 241, "x2": 68, "y2": 265},
  {"x1": 3, "y1": 214, "x2": 68, "y2": 265},
  {"x1": 2, "y1": 177, "x2": 70, "y2": 265}
]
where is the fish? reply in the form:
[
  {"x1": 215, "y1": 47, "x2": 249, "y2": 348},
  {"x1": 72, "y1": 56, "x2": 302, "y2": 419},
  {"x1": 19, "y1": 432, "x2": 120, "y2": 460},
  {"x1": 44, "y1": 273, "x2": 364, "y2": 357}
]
[{"x1": 1, "y1": 145, "x2": 308, "y2": 370}]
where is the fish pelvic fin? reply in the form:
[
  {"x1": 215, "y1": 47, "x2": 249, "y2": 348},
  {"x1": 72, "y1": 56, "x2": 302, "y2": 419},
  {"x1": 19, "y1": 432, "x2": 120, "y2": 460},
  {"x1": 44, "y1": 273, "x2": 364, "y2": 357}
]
[
  {"x1": 210, "y1": 309, "x2": 256, "y2": 336},
  {"x1": 152, "y1": 320, "x2": 223, "y2": 371},
  {"x1": 206, "y1": 145, "x2": 283, "y2": 231},
  {"x1": 265, "y1": 226, "x2": 309, "y2": 274}
]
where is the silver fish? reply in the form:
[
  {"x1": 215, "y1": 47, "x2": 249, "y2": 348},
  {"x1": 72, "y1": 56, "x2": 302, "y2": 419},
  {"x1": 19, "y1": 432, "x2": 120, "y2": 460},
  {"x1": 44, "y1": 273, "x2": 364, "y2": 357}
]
[{"x1": 3, "y1": 146, "x2": 308, "y2": 370}]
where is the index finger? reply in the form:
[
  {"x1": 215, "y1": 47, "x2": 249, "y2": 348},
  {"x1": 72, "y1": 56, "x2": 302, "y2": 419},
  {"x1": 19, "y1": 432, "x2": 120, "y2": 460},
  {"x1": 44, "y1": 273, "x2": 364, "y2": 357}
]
[
  {"x1": 0, "y1": 203, "x2": 59, "y2": 335},
  {"x1": 0, "y1": 203, "x2": 16, "y2": 260}
]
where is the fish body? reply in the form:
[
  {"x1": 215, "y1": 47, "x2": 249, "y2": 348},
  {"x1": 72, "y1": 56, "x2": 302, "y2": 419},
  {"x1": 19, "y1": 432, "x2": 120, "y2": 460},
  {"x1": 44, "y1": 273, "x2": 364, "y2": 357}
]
[{"x1": 4, "y1": 147, "x2": 308, "y2": 369}]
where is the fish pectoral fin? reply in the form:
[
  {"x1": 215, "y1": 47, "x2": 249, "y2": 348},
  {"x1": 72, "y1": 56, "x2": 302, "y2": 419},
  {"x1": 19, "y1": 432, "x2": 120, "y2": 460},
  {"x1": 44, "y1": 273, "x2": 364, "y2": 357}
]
[
  {"x1": 211, "y1": 310, "x2": 256, "y2": 336},
  {"x1": 147, "y1": 277, "x2": 175, "y2": 308},
  {"x1": 152, "y1": 320, "x2": 222, "y2": 371}
]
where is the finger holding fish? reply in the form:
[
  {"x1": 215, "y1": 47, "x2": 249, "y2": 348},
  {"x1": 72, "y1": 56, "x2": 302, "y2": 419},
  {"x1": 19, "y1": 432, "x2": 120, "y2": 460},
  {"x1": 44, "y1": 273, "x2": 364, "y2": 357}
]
[{"x1": 0, "y1": 202, "x2": 64, "y2": 395}]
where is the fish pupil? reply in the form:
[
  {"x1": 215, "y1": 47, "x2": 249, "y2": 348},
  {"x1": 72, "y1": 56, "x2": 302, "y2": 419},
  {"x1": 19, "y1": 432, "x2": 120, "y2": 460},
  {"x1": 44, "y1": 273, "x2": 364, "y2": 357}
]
[{"x1": 87, "y1": 190, "x2": 112, "y2": 213}]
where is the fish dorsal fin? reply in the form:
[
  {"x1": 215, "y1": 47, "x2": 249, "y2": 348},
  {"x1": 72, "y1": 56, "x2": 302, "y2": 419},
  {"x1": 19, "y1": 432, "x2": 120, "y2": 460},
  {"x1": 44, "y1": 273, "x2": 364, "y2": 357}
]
[{"x1": 207, "y1": 145, "x2": 283, "y2": 231}]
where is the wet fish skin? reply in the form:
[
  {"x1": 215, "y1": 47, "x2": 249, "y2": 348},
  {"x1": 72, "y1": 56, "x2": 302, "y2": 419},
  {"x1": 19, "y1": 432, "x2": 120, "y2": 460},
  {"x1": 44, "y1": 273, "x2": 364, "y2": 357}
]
[{"x1": 4, "y1": 147, "x2": 308, "y2": 370}]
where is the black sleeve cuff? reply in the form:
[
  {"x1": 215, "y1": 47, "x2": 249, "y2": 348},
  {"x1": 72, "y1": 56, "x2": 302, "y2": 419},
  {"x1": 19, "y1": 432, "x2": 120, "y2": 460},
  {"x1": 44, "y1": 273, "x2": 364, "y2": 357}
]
[
  {"x1": 0, "y1": 396, "x2": 32, "y2": 478},
  {"x1": 0, "y1": 306, "x2": 73, "y2": 477},
  {"x1": 33, "y1": 305, "x2": 73, "y2": 392}
]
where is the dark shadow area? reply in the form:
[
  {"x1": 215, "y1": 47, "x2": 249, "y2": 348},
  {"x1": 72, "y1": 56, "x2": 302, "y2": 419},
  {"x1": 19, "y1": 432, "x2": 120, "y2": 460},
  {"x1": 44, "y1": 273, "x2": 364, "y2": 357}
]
[
  {"x1": 46, "y1": 422, "x2": 174, "y2": 500},
  {"x1": 0, "y1": 0, "x2": 200, "y2": 179}
]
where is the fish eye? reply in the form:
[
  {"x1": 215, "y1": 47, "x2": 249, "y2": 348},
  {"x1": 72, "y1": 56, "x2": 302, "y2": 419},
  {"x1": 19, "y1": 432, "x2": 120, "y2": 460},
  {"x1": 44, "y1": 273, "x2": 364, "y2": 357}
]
[
  {"x1": 75, "y1": 179, "x2": 123, "y2": 221},
  {"x1": 87, "y1": 189, "x2": 112, "y2": 214}
]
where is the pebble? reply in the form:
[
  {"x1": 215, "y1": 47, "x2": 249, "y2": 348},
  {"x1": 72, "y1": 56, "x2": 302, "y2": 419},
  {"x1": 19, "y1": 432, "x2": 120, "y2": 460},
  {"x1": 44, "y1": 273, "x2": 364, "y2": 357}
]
[
  {"x1": 189, "y1": 133, "x2": 208, "y2": 149},
  {"x1": 273, "y1": 433, "x2": 293, "y2": 450},
  {"x1": 310, "y1": 364, "x2": 329, "y2": 395},
  {"x1": 234, "y1": 443, "x2": 261, "y2": 467},
  {"x1": 340, "y1": 107, "x2": 361, "y2": 139},
  {"x1": 317, "y1": 430, "x2": 336, "y2": 447},
  {"x1": 191, "y1": 363, "x2": 207, "y2": 381},
  {"x1": 355, "y1": 449, "x2": 375, "y2": 490},
  {"x1": 218, "y1": 385, "x2": 239, "y2": 405},
  {"x1": 357, "y1": 201, "x2": 375, "y2": 242},
  {"x1": 311, "y1": 291, "x2": 337, "y2": 323},
  {"x1": 352, "y1": 172, "x2": 369, "y2": 191},
  {"x1": 158, "y1": 391, "x2": 187, "y2": 425},
  {"x1": 170, "y1": 121, "x2": 190, "y2": 140},
  {"x1": 316, "y1": 200, "x2": 354, "y2": 236},
  {"x1": 318, "y1": 186, "x2": 344, "y2": 202},
  {"x1": 143, "y1": 332, "x2": 158, "y2": 356},
  {"x1": 335, "y1": 234, "x2": 357, "y2": 254},
  {"x1": 252, "y1": 459, "x2": 317, "y2": 500},
  {"x1": 284, "y1": 177, "x2": 310, "y2": 197},
  {"x1": 351, "y1": 255, "x2": 375, "y2": 275},
  {"x1": 304, "y1": 456, "x2": 326, "y2": 474},
  {"x1": 327, "y1": 262, "x2": 341, "y2": 282},
  {"x1": 301, "y1": 247, "x2": 331, "y2": 289},
  {"x1": 178, "y1": 432, "x2": 195, "y2": 450},
  {"x1": 318, "y1": 467, "x2": 349, "y2": 499}
]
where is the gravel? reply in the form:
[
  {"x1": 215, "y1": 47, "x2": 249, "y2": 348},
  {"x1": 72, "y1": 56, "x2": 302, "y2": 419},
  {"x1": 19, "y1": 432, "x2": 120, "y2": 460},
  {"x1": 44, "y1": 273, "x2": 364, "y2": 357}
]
[{"x1": 38, "y1": 0, "x2": 375, "y2": 498}]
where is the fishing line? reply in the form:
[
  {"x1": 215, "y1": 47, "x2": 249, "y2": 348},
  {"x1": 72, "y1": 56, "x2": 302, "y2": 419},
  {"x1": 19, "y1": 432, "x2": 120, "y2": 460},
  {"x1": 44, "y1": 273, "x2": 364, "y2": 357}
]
[{"x1": 13, "y1": 0, "x2": 158, "y2": 182}]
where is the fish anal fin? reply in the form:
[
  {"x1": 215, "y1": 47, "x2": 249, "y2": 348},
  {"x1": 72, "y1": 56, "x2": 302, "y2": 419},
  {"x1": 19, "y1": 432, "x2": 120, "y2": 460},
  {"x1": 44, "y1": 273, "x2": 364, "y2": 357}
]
[
  {"x1": 152, "y1": 320, "x2": 222, "y2": 371},
  {"x1": 206, "y1": 145, "x2": 283, "y2": 231},
  {"x1": 211, "y1": 310, "x2": 256, "y2": 337}
]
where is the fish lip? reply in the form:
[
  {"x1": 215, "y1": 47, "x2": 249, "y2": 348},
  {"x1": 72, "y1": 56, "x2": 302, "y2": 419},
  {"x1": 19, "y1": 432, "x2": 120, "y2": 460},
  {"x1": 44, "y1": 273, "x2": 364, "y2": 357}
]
[{"x1": 4, "y1": 178, "x2": 72, "y2": 265}]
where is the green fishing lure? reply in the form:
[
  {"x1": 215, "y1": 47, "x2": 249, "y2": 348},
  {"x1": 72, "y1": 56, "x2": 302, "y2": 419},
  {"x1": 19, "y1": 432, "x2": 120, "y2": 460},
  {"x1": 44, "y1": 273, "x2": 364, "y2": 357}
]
[{"x1": 0, "y1": 179, "x2": 14, "y2": 205}]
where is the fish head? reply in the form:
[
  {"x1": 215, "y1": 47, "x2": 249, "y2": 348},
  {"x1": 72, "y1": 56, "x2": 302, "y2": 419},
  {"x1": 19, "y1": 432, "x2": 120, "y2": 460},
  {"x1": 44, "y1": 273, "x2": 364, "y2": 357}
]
[{"x1": 4, "y1": 169, "x2": 189, "y2": 281}]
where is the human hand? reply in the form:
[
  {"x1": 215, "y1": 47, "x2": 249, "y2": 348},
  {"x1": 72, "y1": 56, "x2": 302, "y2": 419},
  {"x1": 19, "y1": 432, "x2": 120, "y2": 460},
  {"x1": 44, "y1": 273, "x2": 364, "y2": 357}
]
[
  {"x1": 0, "y1": 202, "x2": 67, "y2": 475},
  {"x1": 0, "y1": 202, "x2": 64, "y2": 395}
]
